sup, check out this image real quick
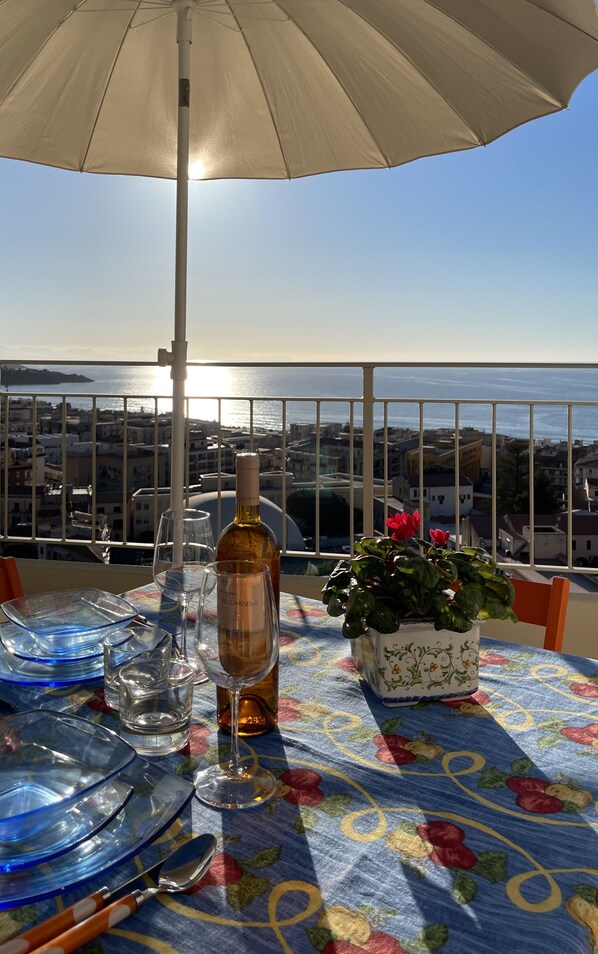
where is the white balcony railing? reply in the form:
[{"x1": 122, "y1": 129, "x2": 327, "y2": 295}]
[{"x1": 3, "y1": 359, "x2": 598, "y2": 582}]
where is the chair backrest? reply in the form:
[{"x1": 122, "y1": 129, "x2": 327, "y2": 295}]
[
  {"x1": 511, "y1": 576, "x2": 570, "y2": 653},
  {"x1": 0, "y1": 557, "x2": 25, "y2": 603}
]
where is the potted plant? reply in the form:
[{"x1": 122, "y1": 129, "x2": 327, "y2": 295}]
[{"x1": 321, "y1": 511, "x2": 517, "y2": 705}]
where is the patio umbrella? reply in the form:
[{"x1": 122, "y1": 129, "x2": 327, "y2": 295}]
[{"x1": 1, "y1": 0, "x2": 597, "y2": 514}]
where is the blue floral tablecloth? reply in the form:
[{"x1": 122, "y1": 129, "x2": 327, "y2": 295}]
[{"x1": 2, "y1": 588, "x2": 598, "y2": 954}]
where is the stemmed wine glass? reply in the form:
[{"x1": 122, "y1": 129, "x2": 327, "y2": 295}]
[
  {"x1": 194, "y1": 560, "x2": 279, "y2": 810},
  {"x1": 153, "y1": 508, "x2": 215, "y2": 684}
]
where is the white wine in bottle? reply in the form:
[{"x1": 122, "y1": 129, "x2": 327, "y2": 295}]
[{"x1": 215, "y1": 452, "x2": 280, "y2": 735}]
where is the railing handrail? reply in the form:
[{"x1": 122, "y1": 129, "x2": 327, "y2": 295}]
[{"x1": 5, "y1": 358, "x2": 598, "y2": 369}]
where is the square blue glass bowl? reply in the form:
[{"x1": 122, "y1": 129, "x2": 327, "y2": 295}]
[
  {"x1": 0, "y1": 709, "x2": 135, "y2": 843},
  {"x1": 0, "y1": 588, "x2": 138, "y2": 656}
]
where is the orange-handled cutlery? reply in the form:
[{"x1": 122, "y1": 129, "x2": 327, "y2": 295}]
[
  {"x1": 28, "y1": 834, "x2": 216, "y2": 954},
  {"x1": 0, "y1": 835, "x2": 214, "y2": 954}
]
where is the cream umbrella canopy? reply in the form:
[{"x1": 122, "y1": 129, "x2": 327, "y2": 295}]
[{"x1": 1, "y1": 0, "x2": 598, "y2": 512}]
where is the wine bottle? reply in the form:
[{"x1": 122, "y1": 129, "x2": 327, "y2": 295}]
[{"x1": 215, "y1": 452, "x2": 280, "y2": 735}]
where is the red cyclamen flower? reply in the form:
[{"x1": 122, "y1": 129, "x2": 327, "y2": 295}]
[
  {"x1": 386, "y1": 511, "x2": 421, "y2": 541},
  {"x1": 429, "y1": 529, "x2": 450, "y2": 547}
]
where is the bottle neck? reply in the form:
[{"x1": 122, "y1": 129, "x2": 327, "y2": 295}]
[
  {"x1": 235, "y1": 503, "x2": 261, "y2": 525},
  {"x1": 235, "y1": 454, "x2": 260, "y2": 521}
]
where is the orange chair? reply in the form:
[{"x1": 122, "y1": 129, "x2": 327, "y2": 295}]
[
  {"x1": 511, "y1": 576, "x2": 570, "y2": 653},
  {"x1": 0, "y1": 557, "x2": 25, "y2": 603}
]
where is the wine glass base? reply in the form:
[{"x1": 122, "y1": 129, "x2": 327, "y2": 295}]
[
  {"x1": 176, "y1": 652, "x2": 209, "y2": 686},
  {"x1": 194, "y1": 763, "x2": 276, "y2": 810},
  {"x1": 190, "y1": 665, "x2": 209, "y2": 686}
]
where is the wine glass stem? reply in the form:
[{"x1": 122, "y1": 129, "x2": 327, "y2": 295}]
[
  {"x1": 228, "y1": 689, "x2": 243, "y2": 777},
  {"x1": 179, "y1": 597, "x2": 189, "y2": 662}
]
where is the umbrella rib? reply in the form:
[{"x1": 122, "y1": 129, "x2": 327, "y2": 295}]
[
  {"x1": 79, "y1": 0, "x2": 143, "y2": 171},
  {"x1": 276, "y1": 0, "x2": 393, "y2": 168},
  {"x1": 226, "y1": 1, "x2": 292, "y2": 178},
  {"x1": 329, "y1": 0, "x2": 483, "y2": 146},
  {"x1": 523, "y1": 0, "x2": 598, "y2": 45},
  {"x1": 0, "y1": 0, "x2": 88, "y2": 112},
  {"x1": 418, "y1": 0, "x2": 591, "y2": 110}
]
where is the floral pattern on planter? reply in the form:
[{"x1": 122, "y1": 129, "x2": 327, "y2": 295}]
[{"x1": 351, "y1": 621, "x2": 480, "y2": 706}]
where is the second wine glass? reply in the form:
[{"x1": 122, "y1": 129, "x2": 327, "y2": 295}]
[
  {"x1": 152, "y1": 508, "x2": 215, "y2": 684},
  {"x1": 194, "y1": 560, "x2": 279, "y2": 809}
]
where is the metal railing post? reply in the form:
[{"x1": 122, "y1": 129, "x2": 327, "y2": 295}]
[{"x1": 362, "y1": 365, "x2": 374, "y2": 537}]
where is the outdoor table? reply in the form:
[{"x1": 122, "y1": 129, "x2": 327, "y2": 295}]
[{"x1": 1, "y1": 587, "x2": 598, "y2": 954}]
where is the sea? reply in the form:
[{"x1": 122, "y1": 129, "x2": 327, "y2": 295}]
[{"x1": 4, "y1": 364, "x2": 598, "y2": 445}]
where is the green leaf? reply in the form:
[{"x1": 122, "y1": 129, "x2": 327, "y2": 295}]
[
  {"x1": 482, "y1": 595, "x2": 515, "y2": 620},
  {"x1": 510, "y1": 757, "x2": 534, "y2": 776},
  {"x1": 561, "y1": 800, "x2": 583, "y2": 814},
  {"x1": 324, "y1": 594, "x2": 345, "y2": 617},
  {"x1": 410, "y1": 923, "x2": 450, "y2": 952},
  {"x1": 381, "y1": 716, "x2": 403, "y2": 733},
  {"x1": 244, "y1": 847, "x2": 281, "y2": 868},
  {"x1": 437, "y1": 558, "x2": 458, "y2": 580},
  {"x1": 295, "y1": 807, "x2": 318, "y2": 833},
  {"x1": 306, "y1": 927, "x2": 333, "y2": 952},
  {"x1": 226, "y1": 872, "x2": 270, "y2": 910},
  {"x1": 355, "y1": 537, "x2": 393, "y2": 558},
  {"x1": 203, "y1": 743, "x2": 223, "y2": 766},
  {"x1": 441, "y1": 603, "x2": 473, "y2": 633},
  {"x1": 409, "y1": 558, "x2": 442, "y2": 588},
  {"x1": 473, "y1": 851, "x2": 508, "y2": 884},
  {"x1": 537, "y1": 734, "x2": 561, "y2": 749},
  {"x1": 397, "y1": 820, "x2": 420, "y2": 835},
  {"x1": 349, "y1": 727, "x2": 377, "y2": 743},
  {"x1": 318, "y1": 793, "x2": 352, "y2": 818},
  {"x1": 367, "y1": 603, "x2": 400, "y2": 634},
  {"x1": 342, "y1": 617, "x2": 367, "y2": 639},
  {"x1": 346, "y1": 584, "x2": 376, "y2": 619},
  {"x1": 573, "y1": 884, "x2": 598, "y2": 906},
  {"x1": 454, "y1": 584, "x2": 485, "y2": 618},
  {"x1": 326, "y1": 562, "x2": 352, "y2": 586},
  {"x1": 452, "y1": 872, "x2": 477, "y2": 905},
  {"x1": 351, "y1": 554, "x2": 386, "y2": 580},
  {"x1": 538, "y1": 718, "x2": 565, "y2": 732}
]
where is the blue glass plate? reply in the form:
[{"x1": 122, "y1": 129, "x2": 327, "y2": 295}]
[
  {"x1": 0, "y1": 778, "x2": 133, "y2": 871},
  {"x1": 0, "y1": 757, "x2": 194, "y2": 908},
  {"x1": 0, "y1": 637, "x2": 104, "y2": 686},
  {"x1": 1, "y1": 589, "x2": 137, "y2": 655},
  {"x1": 1, "y1": 621, "x2": 132, "y2": 663},
  {"x1": 0, "y1": 710, "x2": 135, "y2": 842}
]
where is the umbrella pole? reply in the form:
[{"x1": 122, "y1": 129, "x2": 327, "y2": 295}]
[{"x1": 169, "y1": 0, "x2": 193, "y2": 517}]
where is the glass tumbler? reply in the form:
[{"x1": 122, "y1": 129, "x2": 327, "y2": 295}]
[
  {"x1": 103, "y1": 622, "x2": 172, "y2": 710},
  {"x1": 118, "y1": 659, "x2": 195, "y2": 756}
]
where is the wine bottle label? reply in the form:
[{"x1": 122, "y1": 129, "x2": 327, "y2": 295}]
[
  {"x1": 218, "y1": 573, "x2": 265, "y2": 633},
  {"x1": 217, "y1": 574, "x2": 269, "y2": 680}
]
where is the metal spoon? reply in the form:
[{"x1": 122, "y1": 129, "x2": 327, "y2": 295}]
[{"x1": 30, "y1": 834, "x2": 217, "y2": 954}]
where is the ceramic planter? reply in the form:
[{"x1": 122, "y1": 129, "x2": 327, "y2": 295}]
[{"x1": 350, "y1": 619, "x2": 480, "y2": 706}]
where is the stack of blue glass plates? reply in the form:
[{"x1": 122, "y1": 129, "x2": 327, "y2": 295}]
[
  {"x1": 0, "y1": 709, "x2": 135, "y2": 870},
  {"x1": 0, "y1": 710, "x2": 194, "y2": 903},
  {"x1": 0, "y1": 588, "x2": 138, "y2": 686}
]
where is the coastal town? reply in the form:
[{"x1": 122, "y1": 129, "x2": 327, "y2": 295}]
[{"x1": 3, "y1": 395, "x2": 598, "y2": 581}]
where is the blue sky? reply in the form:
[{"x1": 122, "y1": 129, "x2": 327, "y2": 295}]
[{"x1": 1, "y1": 68, "x2": 597, "y2": 365}]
